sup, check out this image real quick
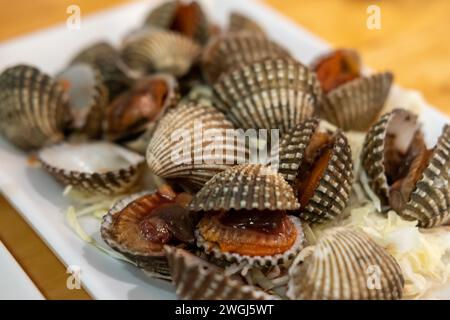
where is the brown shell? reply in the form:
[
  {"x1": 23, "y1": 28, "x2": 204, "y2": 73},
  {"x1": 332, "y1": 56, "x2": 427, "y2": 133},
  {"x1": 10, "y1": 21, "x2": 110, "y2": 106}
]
[
  {"x1": 278, "y1": 119, "x2": 353, "y2": 223},
  {"x1": 318, "y1": 72, "x2": 393, "y2": 131},
  {"x1": 143, "y1": 0, "x2": 210, "y2": 45},
  {"x1": 228, "y1": 12, "x2": 266, "y2": 36},
  {"x1": 39, "y1": 142, "x2": 145, "y2": 196},
  {"x1": 201, "y1": 32, "x2": 291, "y2": 84},
  {"x1": 101, "y1": 191, "x2": 170, "y2": 277},
  {"x1": 0, "y1": 65, "x2": 69, "y2": 150},
  {"x1": 287, "y1": 227, "x2": 404, "y2": 300},
  {"x1": 121, "y1": 29, "x2": 201, "y2": 77},
  {"x1": 164, "y1": 246, "x2": 275, "y2": 300},
  {"x1": 146, "y1": 101, "x2": 248, "y2": 189},
  {"x1": 189, "y1": 164, "x2": 300, "y2": 212},
  {"x1": 362, "y1": 109, "x2": 450, "y2": 227},
  {"x1": 213, "y1": 58, "x2": 322, "y2": 133}
]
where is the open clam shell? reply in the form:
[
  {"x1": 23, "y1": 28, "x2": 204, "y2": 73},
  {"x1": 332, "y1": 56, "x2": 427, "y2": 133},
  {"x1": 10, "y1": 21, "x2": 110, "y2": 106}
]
[
  {"x1": 165, "y1": 246, "x2": 276, "y2": 300},
  {"x1": 361, "y1": 109, "x2": 450, "y2": 227},
  {"x1": 70, "y1": 41, "x2": 131, "y2": 99},
  {"x1": 318, "y1": 72, "x2": 393, "y2": 131},
  {"x1": 56, "y1": 63, "x2": 109, "y2": 138},
  {"x1": 0, "y1": 65, "x2": 69, "y2": 150},
  {"x1": 146, "y1": 101, "x2": 248, "y2": 189},
  {"x1": 201, "y1": 32, "x2": 291, "y2": 84},
  {"x1": 277, "y1": 118, "x2": 353, "y2": 223},
  {"x1": 121, "y1": 29, "x2": 201, "y2": 78},
  {"x1": 213, "y1": 58, "x2": 322, "y2": 133},
  {"x1": 287, "y1": 227, "x2": 404, "y2": 300},
  {"x1": 39, "y1": 142, "x2": 145, "y2": 195},
  {"x1": 228, "y1": 12, "x2": 266, "y2": 36},
  {"x1": 143, "y1": 0, "x2": 210, "y2": 45}
]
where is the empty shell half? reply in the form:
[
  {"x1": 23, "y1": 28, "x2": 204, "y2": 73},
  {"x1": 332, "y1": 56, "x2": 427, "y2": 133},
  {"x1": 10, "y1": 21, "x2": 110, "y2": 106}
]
[
  {"x1": 0, "y1": 65, "x2": 69, "y2": 150},
  {"x1": 277, "y1": 118, "x2": 353, "y2": 223},
  {"x1": 287, "y1": 227, "x2": 404, "y2": 300},
  {"x1": 313, "y1": 49, "x2": 393, "y2": 131},
  {"x1": 361, "y1": 108, "x2": 450, "y2": 228},
  {"x1": 190, "y1": 164, "x2": 304, "y2": 267},
  {"x1": 38, "y1": 142, "x2": 145, "y2": 195},
  {"x1": 213, "y1": 58, "x2": 322, "y2": 133},
  {"x1": 165, "y1": 246, "x2": 275, "y2": 300}
]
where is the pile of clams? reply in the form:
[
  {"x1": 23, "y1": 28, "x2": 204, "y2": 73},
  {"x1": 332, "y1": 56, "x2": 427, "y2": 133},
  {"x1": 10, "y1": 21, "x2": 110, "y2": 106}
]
[{"x1": 1, "y1": 0, "x2": 449, "y2": 300}]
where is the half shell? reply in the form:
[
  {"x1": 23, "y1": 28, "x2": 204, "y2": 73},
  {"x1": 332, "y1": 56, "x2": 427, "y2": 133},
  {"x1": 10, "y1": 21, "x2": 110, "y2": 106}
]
[
  {"x1": 287, "y1": 227, "x2": 404, "y2": 300},
  {"x1": 121, "y1": 29, "x2": 201, "y2": 78},
  {"x1": 201, "y1": 32, "x2": 290, "y2": 84},
  {"x1": 165, "y1": 246, "x2": 276, "y2": 300},
  {"x1": 146, "y1": 101, "x2": 248, "y2": 189},
  {"x1": 228, "y1": 12, "x2": 266, "y2": 36},
  {"x1": 361, "y1": 109, "x2": 450, "y2": 227},
  {"x1": 0, "y1": 65, "x2": 69, "y2": 150},
  {"x1": 213, "y1": 58, "x2": 322, "y2": 133},
  {"x1": 277, "y1": 118, "x2": 353, "y2": 223},
  {"x1": 39, "y1": 142, "x2": 145, "y2": 195}
]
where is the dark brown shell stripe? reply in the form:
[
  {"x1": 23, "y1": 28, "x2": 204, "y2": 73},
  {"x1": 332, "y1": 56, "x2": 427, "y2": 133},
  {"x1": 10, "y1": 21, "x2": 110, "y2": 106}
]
[
  {"x1": 228, "y1": 12, "x2": 266, "y2": 36},
  {"x1": 189, "y1": 164, "x2": 300, "y2": 212},
  {"x1": 401, "y1": 125, "x2": 450, "y2": 227},
  {"x1": 319, "y1": 72, "x2": 393, "y2": 131},
  {"x1": 0, "y1": 65, "x2": 67, "y2": 150},
  {"x1": 302, "y1": 131, "x2": 353, "y2": 223},
  {"x1": 165, "y1": 246, "x2": 275, "y2": 300},
  {"x1": 121, "y1": 30, "x2": 201, "y2": 77},
  {"x1": 213, "y1": 58, "x2": 322, "y2": 134},
  {"x1": 144, "y1": 0, "x2": 210, "y2": 45},
  {"x1": 277, "y1": 118, "x2": 320, "y2": 182},
  {"x1": 288, "y1": 228, "x2": 404, "y2": 300},
  {"x1": 201, "y1": 33, "x2": 291, "y2": 85}
]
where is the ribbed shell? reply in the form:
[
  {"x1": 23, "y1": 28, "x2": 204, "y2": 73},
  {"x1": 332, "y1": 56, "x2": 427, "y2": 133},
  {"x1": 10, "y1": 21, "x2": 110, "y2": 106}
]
[
  {"x1": 70, "y1": 41, "x2": 130, "y2": 99},
  {"x1": 213, "y1": 58, "x2": 322, "y2": 133},
  {"x1": 318, "y1": 72, "x2": 393, "y2": 131},
  {"x1": 278, "y1": 119, "x2": 353, "y2": 223},
  {"x1": 143, "y1": 0, "x2": 210, "y2": 45},
  {"x1": 287, "y1": 227, "x2": 404, "y2": 300},
  {"x1": 362, "y1": 110, "x2": 450, "y2": 227},
  {"x1": 228, "y1": 12, "x2": 266, "y2": 36},
  {"x1": 101, "y1": 191, "x2": 170, "y2": 277},
  {"x1": 121, "y1": 29, "x2": 201, "y2": 77},
  {"x1": 189, "y1": 164, "x2": 300, "y2": 212},
  {"x1": 146, "y1": 102, "x2": 248, "y2": 189},
  {"x1": 201, "y1": 32, "x2": 290, "y2": 84},
  {"x1": 0, "y1": 65, "x2": 69, "y2": 150},
  {"x1": 165, "y1": 246, "x2": 275, "y2": 300},
  {"x1": 39, "y1": 142, "x2": 145, "y2": 196},
  {"x1": 56, "y1": 63, "x2": 109, "y2": 138}
]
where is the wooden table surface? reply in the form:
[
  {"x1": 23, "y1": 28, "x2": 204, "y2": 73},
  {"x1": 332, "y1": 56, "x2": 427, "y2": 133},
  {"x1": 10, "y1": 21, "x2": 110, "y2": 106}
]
[{"x1": 1, "y1": 0, "x2": 449, "y2": 299}]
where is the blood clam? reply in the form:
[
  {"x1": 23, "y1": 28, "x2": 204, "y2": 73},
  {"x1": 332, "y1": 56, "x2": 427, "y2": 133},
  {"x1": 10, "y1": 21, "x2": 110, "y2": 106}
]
[
  {"x1": 101, "y1": 186, "x2": 195, "y2": 277},
  {"x1": 361, "y1": 108, "x2": 450, "y2": 227},
  {"x1": 189, "y1": 164, "x2": 305, "y2": 267},
  {"x1": 228, "y1": 12, "x2": 266, "y2": 36},
  {"x1": 0, "y1": 65, "x2": 69, "y2": 150},
  {"x1": 287, "y1": 227, "x2": 404, "y2": 300},
  {"x1": 312, "y1": 49, "x2": 393, "y2": 131},
  {"x1": 277, "y1": 118, "x2": 353, "y2": 223},
  {"x1": 38, "y1": 142, "x2": 145, "y2": 196}
]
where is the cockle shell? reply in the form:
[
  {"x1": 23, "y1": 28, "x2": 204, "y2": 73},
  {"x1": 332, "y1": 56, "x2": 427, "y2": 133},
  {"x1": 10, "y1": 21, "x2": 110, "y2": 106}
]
[
  {"x1": 277, "y1": 118, "x2": 353, "y2": 223},
  {"x1": 201, "y1": 32, "x2": 290, "y2": 84},
  {"x1": 164, "y1": 246, "x2": 275, "y2": 300},
  {"x1": 0, "y1": 65, "x2": 69, "y2": 150},
  {"x1": 56, "y1": 63, "x2": 109, "y2": 138},
  {"x1": 361, "y1": 109, "x2": 450, "y2": 227},
  {"x1": 143, "y1": 0, "x2": 210, "y2": 45},
  {"x1": 146, "y1": 101, "x2": 248, "y2": 189},
  {"x1": 228, "y1": 12, "x2": 266, "y2": 36},
  {"x1": 317, "y1": 72, "x2": 393, "y2": 132},
  {"x1": 287, "y1": 227, "x2": 404, "y2": 300},
  {"x1": 39, "y1": 142, "x2": 145, "y2": 195},
  {"x1": 213, "y1": 58, "x2": 322, "y2": 133},
  {"x1": 121, "y1": 29, "x2": 201, "y2": 78}
]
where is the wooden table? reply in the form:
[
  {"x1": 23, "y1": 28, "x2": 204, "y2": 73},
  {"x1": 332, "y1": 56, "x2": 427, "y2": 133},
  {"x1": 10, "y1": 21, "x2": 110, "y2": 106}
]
[{"x1": 1, "y1": 0, "x2": 449, "y2": 299}]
